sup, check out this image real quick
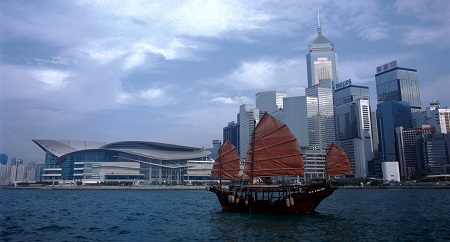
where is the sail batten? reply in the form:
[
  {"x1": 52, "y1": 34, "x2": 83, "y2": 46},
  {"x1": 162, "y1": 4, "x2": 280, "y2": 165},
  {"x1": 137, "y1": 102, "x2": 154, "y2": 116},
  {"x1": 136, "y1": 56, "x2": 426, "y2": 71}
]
[
  {"x1": 210, "y1": 140, "x2": 240, "y2": 180},
  {"x1": 326, "y1": 143, "x2": 352, "y2": 176},
  {"x1": 251, "y1": 138, "x2": 298, "y2": 152},
  {"x1": 243, "y1": 113, "x2": 304, "y2": 178}
]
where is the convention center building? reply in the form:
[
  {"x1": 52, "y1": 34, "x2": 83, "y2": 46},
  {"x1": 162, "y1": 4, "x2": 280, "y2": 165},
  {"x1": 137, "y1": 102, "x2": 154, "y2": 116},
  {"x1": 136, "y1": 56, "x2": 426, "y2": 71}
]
[{"x1": 32, "y1": 140, "x2": 213, "y2": 186}]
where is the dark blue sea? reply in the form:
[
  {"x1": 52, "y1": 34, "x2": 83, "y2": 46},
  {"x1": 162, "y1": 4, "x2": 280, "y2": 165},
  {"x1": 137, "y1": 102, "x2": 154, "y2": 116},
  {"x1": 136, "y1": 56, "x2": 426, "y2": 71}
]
[{"x1": 1, "y1": 188, "x2": 449, "y2": 241}]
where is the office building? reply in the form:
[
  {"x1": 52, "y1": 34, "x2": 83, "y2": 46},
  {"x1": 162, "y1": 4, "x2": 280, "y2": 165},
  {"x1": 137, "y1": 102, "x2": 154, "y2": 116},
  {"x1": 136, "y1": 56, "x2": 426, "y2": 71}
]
[
  {"x1": 334, "y1": 83, "x2": 373, "y2": 177},
  {"x1": 376, "y1": 100, "x2": 413, "y2": 164},
  {"x1": 418, "y1": 132, "x2": 450, "y2": 175},
  {"x1": 412, "y1": 104, "x2": 450, "y2": 134},
  {"x1": 395, "y1": 126, "x2": 424, "y2": 178},
  {"x1": 255, "y1": 91, "x2": 287, "y2": 117},
  {"x1": 303, "y1": 150, "x2": 326, "y2": 180},
  {"x1": 306, "y1": 13, "x2": 339, "y2": 88},
  {"x1": 371, "y1": 111, "x2": 379, "y2": 159},
  {"x1": 375, "y1": 60, "x2": 421, "y2": 112},
  {"x1": 223, "y1": 121, "x2": 239, "y2": 154},
  {"x1": 283, "y1": 96, "x2": 310, "y2": 148},
  {"x1": 239, "y1": 104, "x2": 260, "y2": 158},
  {"x1": 305, "y1": 79, "x2": 335, "y2": 150},
  {"x1": 210, "y1": 140, "x2": 221, "y2": 159},
  {"x1": 0, "y1": 154, "x2": 7, "y2": 165}
]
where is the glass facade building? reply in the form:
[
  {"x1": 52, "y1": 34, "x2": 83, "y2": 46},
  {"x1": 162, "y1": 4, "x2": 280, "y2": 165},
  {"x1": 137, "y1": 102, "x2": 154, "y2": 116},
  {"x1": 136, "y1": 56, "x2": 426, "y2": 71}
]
[
  {"x1": 395, "y1": 127, "x2": 423, "y2": 178},
  {"x1": 334, "y1": 85, "x2": 373, "y2": 177},
  {"x1": 419, "y1": 133, "x2": 450, "y2": 175},
  {"x1": 375, "y1": 66, "x2": 421, "y2": 113},
  {"x1": 255, "y1": 91, "x2": 287, "y2": 117},
  {"x1": 376, "y1": 101, "x2": 413, "y2": 164},
  {"x1": 283, "y1": 96, "x2": 310, "y2": 148},
  {"x1": 306, "y1": 22, "x2": 339, "y2": 88},
  {"x1": 223, "y1": 121, "x2": 239, "y2": 155},
  {"x1": 239, "y1": 104, "x2": 260, "y2": 158},
  {"x1": 305, "y1": 79, "x2": 336, "y2": 150}
]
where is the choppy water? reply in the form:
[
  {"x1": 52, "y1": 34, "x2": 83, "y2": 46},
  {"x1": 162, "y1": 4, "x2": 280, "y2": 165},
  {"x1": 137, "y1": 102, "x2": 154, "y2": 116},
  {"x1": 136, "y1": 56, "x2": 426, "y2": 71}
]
[{"x1": 1, "y1": 188, "x2": 449, "y2": 241}]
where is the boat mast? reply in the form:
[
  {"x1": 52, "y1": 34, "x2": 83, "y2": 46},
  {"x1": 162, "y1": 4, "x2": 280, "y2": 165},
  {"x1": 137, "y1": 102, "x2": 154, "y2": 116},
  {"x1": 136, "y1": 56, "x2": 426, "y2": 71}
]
[
  {"x1": 250, "y1": 119, "x2": 256, "y2": 183},
  {"x1": 219, "y1": 141, "x2": 222, "y2": 188},
  {"x1": 324, "y1": 144, "x2": 330, "y2": 180}
]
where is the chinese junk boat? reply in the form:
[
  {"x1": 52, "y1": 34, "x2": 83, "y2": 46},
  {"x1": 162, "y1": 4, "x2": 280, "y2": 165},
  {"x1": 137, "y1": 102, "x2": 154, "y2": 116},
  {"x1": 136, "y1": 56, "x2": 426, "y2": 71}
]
[{"x1": 208, "y1": 113, "x2": 351, "y2": 213}]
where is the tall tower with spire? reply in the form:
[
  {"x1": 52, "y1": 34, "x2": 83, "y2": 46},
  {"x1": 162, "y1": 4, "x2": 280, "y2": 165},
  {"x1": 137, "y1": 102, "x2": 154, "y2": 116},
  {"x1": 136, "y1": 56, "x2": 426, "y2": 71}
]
[
  {"x1": 306, "y1": 10, "x2": 339, "y2": 88},
  {"x1": 303, "y1": 10, "x2": 338, "y2": 153}
]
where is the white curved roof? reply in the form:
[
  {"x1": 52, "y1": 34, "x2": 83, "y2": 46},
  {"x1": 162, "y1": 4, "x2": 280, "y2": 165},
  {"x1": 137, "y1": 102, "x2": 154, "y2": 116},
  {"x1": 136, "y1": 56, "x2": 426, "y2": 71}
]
[{"x1": 32, "y1": 140, "x2": 211, "y2": 161}]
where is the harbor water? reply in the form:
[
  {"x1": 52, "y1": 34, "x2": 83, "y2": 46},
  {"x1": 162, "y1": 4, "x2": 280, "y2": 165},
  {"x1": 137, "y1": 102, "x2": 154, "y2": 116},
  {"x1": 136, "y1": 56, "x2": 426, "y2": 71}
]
[{"x1": 1, "y1": 188, "x2": 449, "y2": 241}]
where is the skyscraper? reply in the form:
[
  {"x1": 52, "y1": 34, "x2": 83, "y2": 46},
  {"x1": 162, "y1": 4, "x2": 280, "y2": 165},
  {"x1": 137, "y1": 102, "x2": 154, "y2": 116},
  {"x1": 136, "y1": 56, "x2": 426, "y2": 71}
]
[
  {"x1": 238, "y1": 104, "x2": 260, "y2": 158},
  {"x1": 412, "y1": 104, "x2": 450, "y2": 134},
  {"x1": 306, "y1": 12, "x2": 339, "y2": 88},
  {"x1": 376, "y1": 100, "x2": 413, "y2": 163},
  {"x1": 282, "y1": 96, "x2": 311, "y2": 148},
  {"x1": 0, "y1": 154, "x2": 7, "y2": 165},
  {"x1": 305, "y1": 79, "x2": 335, "y2": 150},
  {"x1": 375, "y1": 60, "x2": 421, "y2": 113},
  {"x1": 334, "y1": 83, "x2": 373, "y2": 177},
  {"x1": 255, "y1": 91, "x2": 287, "y2": 117},
  {"x1": 395, "y1": 126, "x2": 423, "y2": 178},
  {"x1": 223, "y1": 121, "x2": 239, "y2": 154}
]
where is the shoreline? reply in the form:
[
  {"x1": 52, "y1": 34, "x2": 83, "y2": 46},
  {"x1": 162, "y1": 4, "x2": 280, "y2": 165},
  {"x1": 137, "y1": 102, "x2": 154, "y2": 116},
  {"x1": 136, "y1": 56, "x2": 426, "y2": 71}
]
[
  {"x1": 1, "y1": 185, "x2": 207, "y2": 190},
  {"x1": 2, "y1": 184, "x2": 449, "y2": 190}
]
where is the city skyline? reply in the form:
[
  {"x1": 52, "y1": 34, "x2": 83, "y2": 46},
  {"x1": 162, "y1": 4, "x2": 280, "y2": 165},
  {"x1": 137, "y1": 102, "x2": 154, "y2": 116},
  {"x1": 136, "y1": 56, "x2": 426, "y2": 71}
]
[{"x1": 1, "y1": 0, "x2": 450, "y2": 162}]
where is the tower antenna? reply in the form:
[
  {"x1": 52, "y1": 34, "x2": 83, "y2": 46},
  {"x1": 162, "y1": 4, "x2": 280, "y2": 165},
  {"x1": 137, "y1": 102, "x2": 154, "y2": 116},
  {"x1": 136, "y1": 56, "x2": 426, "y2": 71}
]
[
  {"x1": 317, "y1": 8, "x2": 322, "y2": 36},
  {"x1": 318, "y1": 8, "x2": 320, "y2": 27}
]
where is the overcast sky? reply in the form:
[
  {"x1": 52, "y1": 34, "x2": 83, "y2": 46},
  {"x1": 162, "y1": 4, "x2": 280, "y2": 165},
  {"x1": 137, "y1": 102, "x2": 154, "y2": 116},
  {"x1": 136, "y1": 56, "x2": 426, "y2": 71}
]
[{"x1": 1, "y1": 0, "x2": 449, "y2": 162}]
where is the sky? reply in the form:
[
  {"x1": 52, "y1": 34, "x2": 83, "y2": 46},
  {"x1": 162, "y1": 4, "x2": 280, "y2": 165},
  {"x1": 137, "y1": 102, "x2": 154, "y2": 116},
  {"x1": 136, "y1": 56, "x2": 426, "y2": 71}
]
[{"x1": 1, "y1": 0, "x2": 449, "y2": 162}]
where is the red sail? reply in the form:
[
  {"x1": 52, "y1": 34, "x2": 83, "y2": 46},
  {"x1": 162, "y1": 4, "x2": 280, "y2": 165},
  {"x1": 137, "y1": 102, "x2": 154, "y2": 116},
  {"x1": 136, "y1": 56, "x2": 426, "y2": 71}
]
[
  {"x1": 210, "y1": 140, "x2": 240, "y2": 180},
  {"x1": 326, "y1": 143, "x2": 352, "y2": 176},
  {"x1": 243, "y1": 113, "x2": 304, "y2": 179}
]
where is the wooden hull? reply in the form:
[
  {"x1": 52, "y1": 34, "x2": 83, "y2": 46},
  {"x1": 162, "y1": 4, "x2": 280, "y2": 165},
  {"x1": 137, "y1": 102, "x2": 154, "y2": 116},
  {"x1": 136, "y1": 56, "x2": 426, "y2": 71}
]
[{"x1": 208, "y1": 182, "x2": 336, "y2": 214}]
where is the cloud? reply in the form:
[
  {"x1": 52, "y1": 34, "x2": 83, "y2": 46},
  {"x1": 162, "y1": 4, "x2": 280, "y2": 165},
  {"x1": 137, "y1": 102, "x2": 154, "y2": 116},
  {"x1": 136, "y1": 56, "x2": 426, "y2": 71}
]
[
  {"x1": 394, "y1": 0, "x2": 450, "y2": 47},
  {"x1": 33, "y1": 56, "x2": 71, "y2": 66},
  {"x1": 0, "y1": 64, "x2": 74, "y2": 99},
  {"x1": 209, "y1": 96, "x2": 252, "y2": 105},
  {"x1": 67, "y1": 0, "x2": 272, "y2": 70},
  {"x1": 172, "y1": 0, "x2": 272, "y2": 37},
  {"x1": 328, "y1": 1, "x2": 389, "y2": 41},
  {"x1": 401, "y1": 26, "x2": 449, "y2": 47},
  {"x1": 32, "y1": 69, "x2": 73, "y2": 90},
  {"x1": 117, "y1": 87, "x2": 177, "y2": 107},
  {"x1": 217, "y1": 58, "x2": 306, "y2": 91},
  {"x1": 394, "y1": 0, "x2": 450, "y2": 22}
]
